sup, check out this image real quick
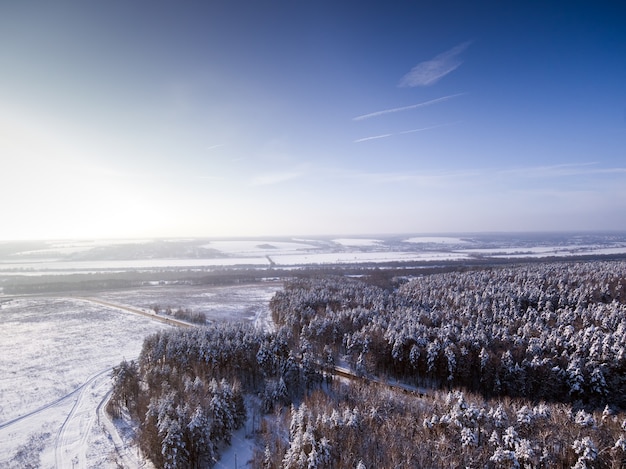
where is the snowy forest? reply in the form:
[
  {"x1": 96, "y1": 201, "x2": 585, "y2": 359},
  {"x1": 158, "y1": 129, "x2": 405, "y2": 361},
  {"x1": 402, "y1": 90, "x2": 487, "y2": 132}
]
[{"x1": 110, "y1": 260, "x2": 626, "y2": 468}]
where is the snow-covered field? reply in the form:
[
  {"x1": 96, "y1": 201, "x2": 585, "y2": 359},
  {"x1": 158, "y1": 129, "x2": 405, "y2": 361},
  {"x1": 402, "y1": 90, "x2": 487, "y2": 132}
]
[
  {"x1": 201, "y1": 239, "x2": 317, "y2": 254},
  {"x1": 0, "y1": 283, "x2": 282, "y2": 468},
  {"x1": 403, "y1": 236, "x2": 470, "y2": 244},
  {"x1": 332, "y1": 238, "x2": 382, "y2": 247},
  {"x1": 2, "y1": 233, "x2": 626, "y2": 276},
  {"x1": 0, "y1": 297, "x2": 168, "y2": 468},
  {"x1": 1, "y1": 233, "x2": 626, "y2": 467},
  {"x1": 0, "y1": 251, "x2": 474, "y2": 274},
  {"x1": 458, "y1": 244, "x2": 626, "y2": 258},
  {"x1": 95, "y1": 282, "x2": 282, "y2": 324}
]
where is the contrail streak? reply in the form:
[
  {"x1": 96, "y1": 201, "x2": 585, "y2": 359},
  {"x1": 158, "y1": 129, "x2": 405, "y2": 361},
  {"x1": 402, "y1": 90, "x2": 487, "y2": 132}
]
[{"x1": 352, "y1": 93, "x2": 464, "y2": 121}]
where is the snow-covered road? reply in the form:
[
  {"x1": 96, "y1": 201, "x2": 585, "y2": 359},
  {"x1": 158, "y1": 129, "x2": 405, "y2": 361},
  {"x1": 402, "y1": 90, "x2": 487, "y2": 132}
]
[
  {"x1": 0, "y1": 287, "x2": 276, "y2": 468},
  {"x1": 72, "y1": 297, "x2": 195, "y2": 328},
  {"x1": 54, "y1": 369, "x2": 112, "y2": 469},
  {"x1": 0, "y1": 296, "x2": 170, "y2": 468}
]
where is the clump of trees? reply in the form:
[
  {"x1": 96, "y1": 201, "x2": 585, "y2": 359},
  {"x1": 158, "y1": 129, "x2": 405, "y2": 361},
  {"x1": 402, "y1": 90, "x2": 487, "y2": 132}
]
[
  {"x1": 109, "y1": 325, "x2": 258, "y2": 467},
  {"x1": 151, "y1": 304, "x2": 208, "y2": 324},
  {"x1": 272, "y1": 262, "x2": 626, "y2": 408},
  {"x1": 111, "y1": 260, "x2": 626, "y2": 468},
  {"x1": 109, "y1": 323, "x2": 324, "y2": 468},
  {"x1": 255, "y1": 381, "x2": 626, "y2": 468}
]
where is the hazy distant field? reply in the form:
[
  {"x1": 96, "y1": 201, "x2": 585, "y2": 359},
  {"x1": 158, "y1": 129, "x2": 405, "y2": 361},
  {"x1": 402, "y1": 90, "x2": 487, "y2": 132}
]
[
  {"x1": 2, "y1": 233, "x2": 626, "y2": 278},
  {"x1": 1, "y1": 233, "x2": 626, "y2": 467}
]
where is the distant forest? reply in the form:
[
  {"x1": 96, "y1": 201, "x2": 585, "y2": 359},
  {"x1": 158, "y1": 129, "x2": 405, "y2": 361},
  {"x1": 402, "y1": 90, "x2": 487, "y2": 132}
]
[{"x1": 110, "y1": 260, "x2": 626, "y2": 468}]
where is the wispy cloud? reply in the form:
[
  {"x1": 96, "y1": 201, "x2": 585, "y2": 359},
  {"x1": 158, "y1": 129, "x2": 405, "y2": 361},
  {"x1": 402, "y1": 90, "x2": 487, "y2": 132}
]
[
  {"x1": 206, "y1": 144, "x2": 225, "y2": 151},
  {"x1": 352, "y1": 93, "x2": 464, "y2": 121},
  {"x1": 328, "y1": 167, "x2": 481, "y2": 186},
  {"x1": 251, "y1": 170, "x2": 304, "y2": 186},
  {"x1": 398, "y1": 122, "x2": 460, "y2": 135},
  {"x1": 353, "y1": 134, "x2": 393, "y2": 143},
  {"x1": 354, "y1": 122, "x2": 459, "y2": 143},
  {"x1": 326, "y1": 162, "x2": 626, "y2": 186},
  {"x1": 399, "y1": 41, "x2": 471, "y2": 87},
  {"x1": 495, "y1": 162, "x2": 626, "y2": 178}
]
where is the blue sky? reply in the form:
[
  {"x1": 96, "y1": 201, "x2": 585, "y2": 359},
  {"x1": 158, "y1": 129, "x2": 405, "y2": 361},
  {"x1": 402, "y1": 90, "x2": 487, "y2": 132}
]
[{"x1": 1, "y1": 1, "x2": 625, "y2": 240}]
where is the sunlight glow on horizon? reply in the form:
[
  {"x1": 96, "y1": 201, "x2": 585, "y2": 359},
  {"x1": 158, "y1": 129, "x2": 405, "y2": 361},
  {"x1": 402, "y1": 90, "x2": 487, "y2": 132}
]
[{"x1": 1, "y1": 2, "x2": 625, "y2": 241}]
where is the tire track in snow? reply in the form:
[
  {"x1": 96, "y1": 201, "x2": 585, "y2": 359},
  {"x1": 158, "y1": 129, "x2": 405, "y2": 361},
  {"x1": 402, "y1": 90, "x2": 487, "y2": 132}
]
[
  {"x1": 0, "y1": 368, "x2": 111, "y2": 431},
  {"x1": 0, "y1": 392, "x2": 77, "y2": 431},
  {"x1": 96, "y1": 390, "x2": 143, "y2": 469},
  {"x1": 72, "y1": 297, "x2": 193, "y2": 328},
  {"x1": 54, "y1": 368, "x2": 112, "y2": 469},
  {"x1": 1, "y1": 295, "x2": 179, "y2": 468}
]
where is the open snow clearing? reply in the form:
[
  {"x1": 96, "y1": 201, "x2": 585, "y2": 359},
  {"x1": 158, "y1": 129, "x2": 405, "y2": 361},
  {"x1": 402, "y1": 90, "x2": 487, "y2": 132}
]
[
  {"x1": 0, "y1": 296, "x2": 171, "y2": 468},
  {"x1": 54, "y1": 369, "x2": 112, "y2": 469},
  {"x1": 0, "y1": 285, "x2": 280, "y2": 467},
  {"x1": 72, "y1": 297, "x2": 195, "y2": 328}
]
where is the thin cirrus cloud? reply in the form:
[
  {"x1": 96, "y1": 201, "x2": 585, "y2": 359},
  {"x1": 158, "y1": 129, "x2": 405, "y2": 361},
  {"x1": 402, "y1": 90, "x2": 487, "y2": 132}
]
[
  {"x1": 398, "y1": 41, "x2": 471, "y2": 87},
  {"x1": 398, "y1": 122, "x2": 460, "y2": 135},
  {"x1": 338, "y1": 168, "x2": 481, "y2": 187},
  {"x1": 353, "y1": 134, "x2": 393, "y2": 143},
  {"x1": 496, "y1": 162, "x2": 626, "y2": 178},
  {"x1": 250, "y1": 170, "x2": 304, "y2": 186},
  {"x1": 334, "y1": 162, "x2": 626, "y2": 187},
  {"x1": 352, "y1": 93, "x2": 464, "y2": 121},
  {"x1": 354, "y1": 122, "x2": 459, "y2": 143}
]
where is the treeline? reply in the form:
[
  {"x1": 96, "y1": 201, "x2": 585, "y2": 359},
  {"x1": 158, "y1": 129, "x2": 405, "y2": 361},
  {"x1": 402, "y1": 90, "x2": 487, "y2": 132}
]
[
  {"x1": 2, "y1": 264, "x2": 412, "y2": 294},
  {"x1": 150, "y1": 304, "x2": 208, "y2": 324},
  {"x1": 1, "y1": 269, "x2": 271, "y2": 294},
  {"x1": 258, "y1": 261, "x2": 626, "y2": 468},
  {"x1": 256, "y1": 381, "x2": 626, "y2": 468},
  {"x1": 110, "y1": 260, "x2": 626, "y2": 468},
  {"x1": 271, "y1": 261, "x2": 626, "y2": 408},
  {"x1": 108, "y1": 323, "x2": 323, "y2": 468}
]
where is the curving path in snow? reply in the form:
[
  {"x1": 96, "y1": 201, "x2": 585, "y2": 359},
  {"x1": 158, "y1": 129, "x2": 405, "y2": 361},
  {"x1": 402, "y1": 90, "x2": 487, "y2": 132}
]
[
  {"x1": 0, "y1": 295, "x2": 176, "y2": 468},
  {"x1": 1, "y1": 293, "x2": 277, "y2": 468},
  {"x1": 0, "y1": 369, "x2": 111, "y2": 433},
  {"x1": 0, "y1": 363, "x2": 148, "y2": 469},
  {"x1": 0, "y1": 367, "x2": 114, "y2": 468},
  {"x1": 53, "y1": 369, "x2": 112, "y2": 469},
  {"x1": 96, "y1": 390, "x2": 145, "y2": 469}
]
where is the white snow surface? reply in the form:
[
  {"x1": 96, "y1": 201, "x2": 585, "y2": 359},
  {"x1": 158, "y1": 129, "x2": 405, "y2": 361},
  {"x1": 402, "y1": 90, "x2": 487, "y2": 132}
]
[
  {"x1": 0, "y1": 297, "x2": 170, "y2": 468},
  {"x1": 0, "y1": 250, "x2": 472, "y2": 274},
  {"x1": 0, "y1": 284, "x2": 281, "y2": 468},
  {"x1": 0, "y1": 257, "x2": 271, "y2": 273},
  {"x1": 272, "y1": 250, "x2": 470, "y2": 264},
  {"x1": 7, "y1": 239, "x2": 155, "y2": 258},
  {"x1": 403, "y1": 236, "x2": 471, "y2": 244},
  {"x1": 332, "y1": 238, "x2": 383, "y2": 247},
  {"x1": 459, "y1": 244, "x2": 626, "y2": 258},
  {"x1": 3, "y1": 236, "x2": 626, "y2": 276},
  {"x1": 201, "y1": 239, "x2": 318, "y2": 254}
]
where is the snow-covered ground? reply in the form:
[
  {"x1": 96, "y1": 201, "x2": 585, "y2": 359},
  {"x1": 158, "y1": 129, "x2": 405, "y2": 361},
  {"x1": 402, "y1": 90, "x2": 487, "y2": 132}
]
[
  {"x1": 0, "y1": 257, "x2": 271, "y2": 274},
  {"x1": 332, "y1": 238, "x2": 383, "y2": 247},
  {"x1": 2, "y1": 233, "x2": 626, "y2": 467},
  {"x1": 95, "y1": 282, "x2": 282, "y2": 323},
  {"x1": 274, "y1": 250, "x2": 471, "y2": 264},
  {"x1": 2, "y1": 234, "x2": 626, "y2": 276},
  {"x1": 458, "y1": 244, "x2": 626, "y2": 258},
  {"x1": 0, "y1": 297, "x2": 170, "y2": 468},
  {"x1": 0, "y1": 250, "x2": 475, "y2": 274},
  {"x1": 0, "y1": 284, "x2": 281, "y2": 468},
  {"x1": 403, "y1": 236, "x2": 471, "y2": 244},
  {"x1": 201, "y1": 239, "x2": 318, "y2": 254}
]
